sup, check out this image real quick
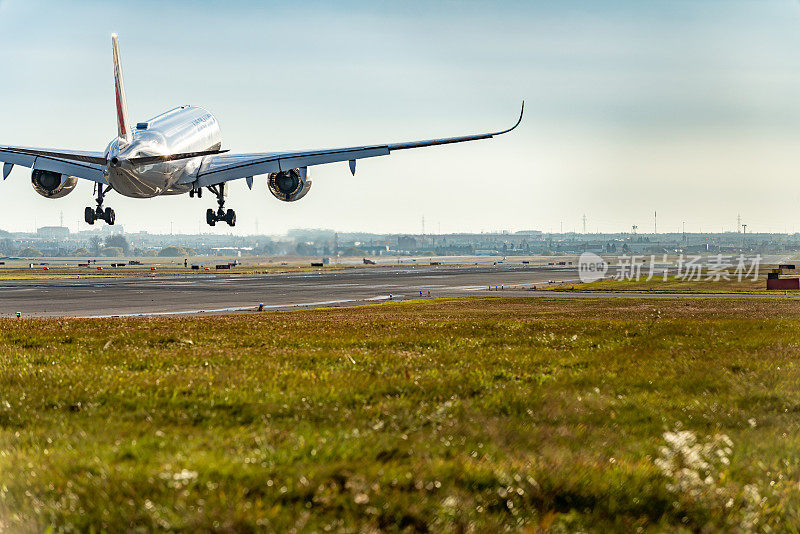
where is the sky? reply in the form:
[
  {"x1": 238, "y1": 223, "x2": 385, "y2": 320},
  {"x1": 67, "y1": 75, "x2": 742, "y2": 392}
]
[{"x1": 3, "y1": 0, "x2": 800, "y2": 235}]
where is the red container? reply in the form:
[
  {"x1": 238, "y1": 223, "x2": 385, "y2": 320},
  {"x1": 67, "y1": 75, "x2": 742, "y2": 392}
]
[{"x1": 767, "y1": 278, "x2": 799, "y2": 290}]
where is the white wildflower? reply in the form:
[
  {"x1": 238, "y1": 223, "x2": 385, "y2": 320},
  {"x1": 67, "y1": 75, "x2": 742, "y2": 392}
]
[
  {"x1": 442, "y1": 495, "x2": 458, "y2": 508},
  {"x1": 655, "y1": 430, "x2": 732, "y2": 497},
  {"x1": 655, "y1": 429, "x2": 769, "y2": 531},
  {"x1": 173, "y1": 469, "x2": 198, "y2": 482}
]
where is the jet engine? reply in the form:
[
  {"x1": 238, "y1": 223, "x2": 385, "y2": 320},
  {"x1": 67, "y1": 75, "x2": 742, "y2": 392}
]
[
  {"x1": 31, "y1": 169, "x2": 78, "y2": 199},
  {"x1": 267, "y1": 167, "x2": 311, "y2": 202}
]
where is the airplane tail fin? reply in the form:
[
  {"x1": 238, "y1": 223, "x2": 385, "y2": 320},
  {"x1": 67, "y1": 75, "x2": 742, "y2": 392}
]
[{"x1": 112, "y1": 34, "x2": 132, "y2": 146}]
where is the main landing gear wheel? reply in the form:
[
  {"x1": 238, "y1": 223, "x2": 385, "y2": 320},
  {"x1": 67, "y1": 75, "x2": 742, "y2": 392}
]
[
  {"x1": 85, "y1": 184, "x2": 115, "y2": 225},
  {"x1": 205, "y1": 207, "x2": 236, "y2": 227},
  {"x1": 204, "y1": 185, "x2": 236, "y2": 227}
]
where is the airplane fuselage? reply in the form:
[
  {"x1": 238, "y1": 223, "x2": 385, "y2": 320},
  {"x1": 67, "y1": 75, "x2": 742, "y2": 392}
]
[{"x1": 104, "y1": 105, "x2": 221, "y2": 198}]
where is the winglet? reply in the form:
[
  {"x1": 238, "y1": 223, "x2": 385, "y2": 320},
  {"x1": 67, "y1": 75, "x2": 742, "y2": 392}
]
[
  {"x1": 387, "y1": 101, "x2": 525, "y2": 152},
  {"x1": 495, "y1": 101, "x2": 524, "y2": 136},
  {"x1": 112, "y1": 34, "x2": 132, "y2": 147}
]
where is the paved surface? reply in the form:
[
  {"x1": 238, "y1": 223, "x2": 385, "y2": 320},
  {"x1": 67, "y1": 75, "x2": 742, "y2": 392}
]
[
  {"x1": 0, "y1": 265, "x2": 790, "y2": 318},
  {"x1": 0, "y1": 265, "x2": 582, "y2": 318}
]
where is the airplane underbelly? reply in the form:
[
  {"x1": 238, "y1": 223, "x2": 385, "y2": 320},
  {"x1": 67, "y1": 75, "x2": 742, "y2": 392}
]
[{"x1": 108, "y1": 167, "x2": 173, "y2": 198}]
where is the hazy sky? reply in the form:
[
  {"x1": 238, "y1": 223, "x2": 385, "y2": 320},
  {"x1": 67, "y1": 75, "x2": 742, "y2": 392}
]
[{"x1": 3, "y1": 0, "x2": 800, "y2": 235}]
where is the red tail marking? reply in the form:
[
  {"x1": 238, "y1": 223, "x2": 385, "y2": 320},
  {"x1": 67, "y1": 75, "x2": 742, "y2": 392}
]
[{"x1": 115, "y1": 74, "x2": 126, "y2": 137}]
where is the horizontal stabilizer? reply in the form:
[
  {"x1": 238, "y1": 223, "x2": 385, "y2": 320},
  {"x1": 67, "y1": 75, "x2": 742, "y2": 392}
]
[{"x1": 128, "y1": 149, "x2": 229, "y2": 166}]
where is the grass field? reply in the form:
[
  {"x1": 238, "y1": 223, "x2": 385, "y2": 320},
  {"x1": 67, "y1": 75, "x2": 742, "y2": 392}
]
[
  {"x1": 2, "y1": 297, "x2": 800, "y2": 531},
  {"x1": 0, "y1": 252, "x2": 568, "y2": 281},
  {"x1": 0, "y1": 257, "x2": 503, "y2": 280},
  {"x1": 545, "y1": 274, "x2": 789, "y2": 294},
  {"x1": 0, "y1": 262, "x2": 371, "y2": 280}
]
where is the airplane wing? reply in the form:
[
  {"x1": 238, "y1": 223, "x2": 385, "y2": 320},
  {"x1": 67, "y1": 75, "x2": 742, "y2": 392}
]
[
  {"x1": 0, "y1": 145, "x2": 107, "y2": 183},
  {"x1": 191, "y1": 102, "x2": 524, "y2": 188}
]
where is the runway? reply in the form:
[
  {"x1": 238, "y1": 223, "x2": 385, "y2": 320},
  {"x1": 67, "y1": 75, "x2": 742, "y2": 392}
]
[
  {"x1": 0, "y1": 264, "x2": 790, "y2": 318},
  {"x1": 0, "y1": 264, "x2": 580, "y2": 317}
]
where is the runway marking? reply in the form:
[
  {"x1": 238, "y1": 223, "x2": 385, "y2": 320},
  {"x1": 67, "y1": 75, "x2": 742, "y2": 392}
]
[
  {"x1": 453, "y1": 279, "x2": 584, "y2": 291},
  {"x1": 0, "y1": 288, "x2": 39, "y2": 293},
  {"x1": 79, "y1": 294, "x2": 405, "y2": 318},
  {"x1": 404, "y1": 285, "x2": 445, "y2": 289}
]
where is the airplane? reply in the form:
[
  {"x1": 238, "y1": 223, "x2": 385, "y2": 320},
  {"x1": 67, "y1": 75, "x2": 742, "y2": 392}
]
[{"x1": 0, "y1": 35, "x2": 523, "y2": 228}]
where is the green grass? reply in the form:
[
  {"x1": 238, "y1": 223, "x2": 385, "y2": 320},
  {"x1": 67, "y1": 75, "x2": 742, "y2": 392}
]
[
  {"x1": 2, "y1": 297, "x2": 800, "y2": 531},
  {"x1": 0, "y1": 263, "x2": 381, "y2": 280},
  {"x1": 546, "y1": 274, "x2": 789, "y2": 293}
]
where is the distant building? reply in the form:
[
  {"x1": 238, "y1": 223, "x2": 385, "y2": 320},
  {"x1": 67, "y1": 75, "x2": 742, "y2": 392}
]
[
  {"x1": 362, "y1": 245, "x2": 389, "y2": 256},
  {"x1": 37, "y1": 226, "x2": 69, "y2": 239},
  {"x1": 515, "y1": 230, "x2": 543, "y2": 236},
  {"x1": 397, "y1": 236, "x2": 417, "y2": 250},
  {"x1": 211, "y1": 247, "x2": 252, "y2": 256}
]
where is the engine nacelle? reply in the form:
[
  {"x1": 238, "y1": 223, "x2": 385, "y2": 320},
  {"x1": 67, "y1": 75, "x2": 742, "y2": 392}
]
[
  {"x1": 267, "y1": 167, "x2": 311, "y2": 202},
  {"x1": 31, "y1": 170, "x2": 78, "y2": 199}
]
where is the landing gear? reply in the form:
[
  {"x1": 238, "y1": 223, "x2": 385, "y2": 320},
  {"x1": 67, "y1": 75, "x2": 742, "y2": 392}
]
[
  {"x1": 204, "y1": 184, "x2": 235, "y2": 227},
  {"x1": 85, "y1": 184, "x2": 115, "y2": 225}
]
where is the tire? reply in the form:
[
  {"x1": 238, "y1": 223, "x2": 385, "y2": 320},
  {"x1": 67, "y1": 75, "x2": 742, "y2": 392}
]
[
  {"x1": 104, "y1": 207, "x2": 115, "y2": 226},
  {"x1": 206, "y1": 208, "x2": 216, "y2": 226},
  {"x1": 225, "y1": 209, "x2": 236, "y2": 227},
  {"x1": 84, "y1": 207, "x2": 95, "y2": 225}
]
